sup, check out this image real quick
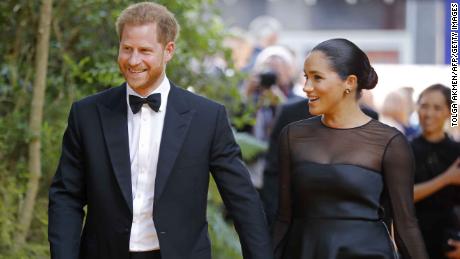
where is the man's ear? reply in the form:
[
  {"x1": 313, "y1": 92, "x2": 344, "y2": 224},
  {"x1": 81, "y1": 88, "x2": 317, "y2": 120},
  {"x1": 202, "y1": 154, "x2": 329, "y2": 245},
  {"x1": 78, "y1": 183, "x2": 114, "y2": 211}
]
[{"x1": 163, "y1": 41, "x2": 175, "y2": 62}]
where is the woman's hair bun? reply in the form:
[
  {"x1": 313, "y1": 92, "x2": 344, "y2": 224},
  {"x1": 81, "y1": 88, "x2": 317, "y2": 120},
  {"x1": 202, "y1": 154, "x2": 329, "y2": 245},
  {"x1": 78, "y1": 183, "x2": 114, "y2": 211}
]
[{"x1": 363, "y1": 66, "x2": 378, "y2": 90}]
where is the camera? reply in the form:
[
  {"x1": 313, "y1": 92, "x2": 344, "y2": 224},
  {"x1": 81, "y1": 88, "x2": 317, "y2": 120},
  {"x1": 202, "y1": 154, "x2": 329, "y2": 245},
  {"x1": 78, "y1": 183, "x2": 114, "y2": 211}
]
[{"x1": 258, "y1": 69, "x2": 277, "y2": 89}]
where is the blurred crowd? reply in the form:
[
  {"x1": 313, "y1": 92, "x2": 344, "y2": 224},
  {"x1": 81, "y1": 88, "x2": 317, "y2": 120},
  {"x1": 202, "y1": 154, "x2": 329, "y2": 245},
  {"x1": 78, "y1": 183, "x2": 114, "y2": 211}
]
[{"x1": 213, "y1": 15, "x2": 460, "y2": 259}]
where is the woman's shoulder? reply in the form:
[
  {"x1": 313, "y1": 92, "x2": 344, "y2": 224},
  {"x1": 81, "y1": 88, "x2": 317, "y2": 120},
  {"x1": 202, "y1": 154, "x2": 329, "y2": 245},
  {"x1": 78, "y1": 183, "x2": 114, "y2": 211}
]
[
  {"x1": 368, "y1": 119, "x2": 405, "y2": 139},
  {"x1": 284, "y1": 115, "x2": 322, "y2": 131},
  {"x1": 291, "y1": 115, "x2": 321, "y2": 126},
  {"x1": 352, "y1": 119, "x2": 410, "y2": 150},
  {"x1": 279, "y1": 116, "x2": 322, "y2": 137}
]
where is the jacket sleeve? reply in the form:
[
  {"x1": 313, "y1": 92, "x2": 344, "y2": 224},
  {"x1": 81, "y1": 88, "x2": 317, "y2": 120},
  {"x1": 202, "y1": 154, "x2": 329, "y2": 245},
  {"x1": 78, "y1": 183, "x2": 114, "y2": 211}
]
[
  {"x1": 48, "y1": 102, "x2": 87, "y2": 259},
  {"x1": 209, "y1": 105, "x2": 273, "y2": 259}
]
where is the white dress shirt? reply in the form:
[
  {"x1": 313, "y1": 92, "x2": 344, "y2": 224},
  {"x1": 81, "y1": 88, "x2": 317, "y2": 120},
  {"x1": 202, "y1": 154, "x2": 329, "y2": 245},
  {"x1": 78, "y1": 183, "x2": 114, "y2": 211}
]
[{"x1": 126, "y1": 77, "x2": 170, "y2": 251}]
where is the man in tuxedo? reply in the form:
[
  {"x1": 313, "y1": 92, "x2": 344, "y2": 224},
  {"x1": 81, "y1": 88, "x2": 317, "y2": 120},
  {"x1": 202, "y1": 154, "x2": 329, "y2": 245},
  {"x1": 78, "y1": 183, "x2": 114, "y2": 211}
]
[{"x1": 48, "y1": 3, "x2": 272, "y2": 259}]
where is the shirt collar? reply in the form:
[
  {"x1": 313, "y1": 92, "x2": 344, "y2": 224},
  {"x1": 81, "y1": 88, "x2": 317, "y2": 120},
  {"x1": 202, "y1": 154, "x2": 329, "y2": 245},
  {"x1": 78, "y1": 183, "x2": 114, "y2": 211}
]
[{"x1": 126, "y1": 76, "x2": 170, "y2": 113}]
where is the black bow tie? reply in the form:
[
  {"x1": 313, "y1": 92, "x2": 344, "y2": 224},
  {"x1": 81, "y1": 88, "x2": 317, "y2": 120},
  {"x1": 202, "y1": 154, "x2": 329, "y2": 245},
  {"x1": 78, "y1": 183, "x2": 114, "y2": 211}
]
[{"x1": 129, "y1": 94, "x2": 161, "y2": 114}]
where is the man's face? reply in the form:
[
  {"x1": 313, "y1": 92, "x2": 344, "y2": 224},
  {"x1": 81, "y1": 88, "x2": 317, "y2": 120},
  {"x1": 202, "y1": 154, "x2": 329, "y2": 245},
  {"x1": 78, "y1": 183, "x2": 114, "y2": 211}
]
[{"x1": 117, "y1": 23, "x2": 174, "y2": 96}]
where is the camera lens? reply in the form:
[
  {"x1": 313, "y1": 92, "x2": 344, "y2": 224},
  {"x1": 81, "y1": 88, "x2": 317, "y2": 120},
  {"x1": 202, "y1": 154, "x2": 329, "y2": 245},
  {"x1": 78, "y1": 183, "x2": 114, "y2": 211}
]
[{"x1": 259, "y1": 70, "x2": 277, "y2": 89}]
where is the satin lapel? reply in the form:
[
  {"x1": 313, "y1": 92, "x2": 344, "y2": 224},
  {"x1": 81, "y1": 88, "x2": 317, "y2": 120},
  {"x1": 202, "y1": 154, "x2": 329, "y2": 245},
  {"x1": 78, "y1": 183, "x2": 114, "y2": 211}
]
[
  {"x1": 155, "y1": 84, "x2": 194, "y2": 204},
  {"x1": 97, "y1": 84, "x2": 133, "y2": 213}
]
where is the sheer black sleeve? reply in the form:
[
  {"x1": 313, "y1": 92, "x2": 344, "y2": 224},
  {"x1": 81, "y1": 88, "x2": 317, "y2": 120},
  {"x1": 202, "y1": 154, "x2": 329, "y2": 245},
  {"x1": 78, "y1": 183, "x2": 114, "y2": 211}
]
[
  {"x1": 272, "y1": 126, "x2": 292, "y2": 259},
  {"x1": 382, "y1": 133, "x2": 428, "y2": 259}
]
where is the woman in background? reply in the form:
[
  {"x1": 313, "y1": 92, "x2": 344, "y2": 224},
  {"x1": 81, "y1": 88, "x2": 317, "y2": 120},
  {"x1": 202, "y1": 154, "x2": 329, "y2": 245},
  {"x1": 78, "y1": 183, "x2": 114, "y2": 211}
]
[
  {"x1": 412, "y1": 84, "x2": 460, "y2": 259},
  {"x1": 272, "y1": 38, "x2": 428, "y2": 259}
]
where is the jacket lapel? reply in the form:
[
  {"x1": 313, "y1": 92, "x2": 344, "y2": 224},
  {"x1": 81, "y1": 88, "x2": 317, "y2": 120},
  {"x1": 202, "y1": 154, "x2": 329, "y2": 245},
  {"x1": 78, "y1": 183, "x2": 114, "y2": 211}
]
[
  {"x1": 97, "y1": 84, "x2": 133, "y2": 213},
  {"x1": 155, "y1": 84, "x2": 194, "y2": 204}
]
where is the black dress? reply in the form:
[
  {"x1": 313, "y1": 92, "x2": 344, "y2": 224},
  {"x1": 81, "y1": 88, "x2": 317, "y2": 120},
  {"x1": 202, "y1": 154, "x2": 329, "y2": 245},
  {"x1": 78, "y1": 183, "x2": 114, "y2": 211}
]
[
  {"x1": 260, "y1": 99, "x2": 380, "y2": 227},
  {"x1": 273, "y1": 116, "x2": 428, "y2": 259},
  {"x1": 411, "y1": 135, "x2": 460, "y2": 259}
]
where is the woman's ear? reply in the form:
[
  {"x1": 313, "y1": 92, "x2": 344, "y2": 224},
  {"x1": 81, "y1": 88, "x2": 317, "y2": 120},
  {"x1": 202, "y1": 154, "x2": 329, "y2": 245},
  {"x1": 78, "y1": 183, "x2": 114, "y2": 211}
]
[{"x1": 345, "y1": 75, "x2": 358, "y2": 92}]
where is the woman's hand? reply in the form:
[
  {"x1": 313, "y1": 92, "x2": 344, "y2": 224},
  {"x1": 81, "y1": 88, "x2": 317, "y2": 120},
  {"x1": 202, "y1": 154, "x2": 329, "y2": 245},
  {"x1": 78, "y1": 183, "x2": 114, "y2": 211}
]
[
  {"x1": 446, "y1": 239, "x2": 460, "y2": 259},
  {"x1": 441, "y1": 158, "x2": 460, "y2": 186},
  {"x1": 414, "y1": 158, "x2": 460, "y2": 202}
]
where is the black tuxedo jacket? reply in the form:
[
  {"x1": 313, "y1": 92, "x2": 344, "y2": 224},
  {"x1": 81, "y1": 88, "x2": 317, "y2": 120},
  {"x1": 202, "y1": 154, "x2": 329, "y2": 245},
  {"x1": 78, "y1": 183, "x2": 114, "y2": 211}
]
[{"x1": 48, "y1": 83, "x2": 272, "y2": 259}]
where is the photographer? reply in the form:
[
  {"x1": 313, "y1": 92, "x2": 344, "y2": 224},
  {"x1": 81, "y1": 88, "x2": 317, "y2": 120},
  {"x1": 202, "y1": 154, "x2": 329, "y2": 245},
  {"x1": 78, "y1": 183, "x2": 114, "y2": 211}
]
[
  {"x1": 252, "y1": 68, "x2": 284, "y2": 141},
  {"x1": 244, "y1": 46, "x2": 298, "y2": 140}
]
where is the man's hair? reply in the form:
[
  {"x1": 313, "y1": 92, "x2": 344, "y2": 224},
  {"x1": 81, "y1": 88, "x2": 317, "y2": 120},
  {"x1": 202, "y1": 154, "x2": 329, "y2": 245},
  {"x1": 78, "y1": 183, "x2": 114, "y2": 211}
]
[{"x1": 116, "y1": 2, "x2": 180, "y2": 46}]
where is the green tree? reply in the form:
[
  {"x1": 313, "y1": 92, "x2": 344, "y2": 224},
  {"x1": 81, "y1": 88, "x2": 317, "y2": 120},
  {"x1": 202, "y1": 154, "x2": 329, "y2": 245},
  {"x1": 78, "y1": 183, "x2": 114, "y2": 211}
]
[{"x1": 15, "y1": 0, "x2": 53, "y2": 248}]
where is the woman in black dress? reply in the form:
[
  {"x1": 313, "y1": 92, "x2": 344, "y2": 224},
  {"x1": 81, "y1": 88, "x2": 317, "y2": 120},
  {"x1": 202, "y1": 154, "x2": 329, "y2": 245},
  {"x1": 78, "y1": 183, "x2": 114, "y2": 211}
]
[
  {"x1": 272, "y1": 38, "x2": 428, "y2": 259},
  {"x1": 412, "y1": 84, "x2": 460, "y2": 259}
]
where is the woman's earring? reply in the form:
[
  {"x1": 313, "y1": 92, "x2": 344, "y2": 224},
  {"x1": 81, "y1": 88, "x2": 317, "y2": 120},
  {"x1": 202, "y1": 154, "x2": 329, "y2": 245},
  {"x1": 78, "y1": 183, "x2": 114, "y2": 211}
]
[{"x1": 345, "y1": 89, "x2": 351, "y2": 94}]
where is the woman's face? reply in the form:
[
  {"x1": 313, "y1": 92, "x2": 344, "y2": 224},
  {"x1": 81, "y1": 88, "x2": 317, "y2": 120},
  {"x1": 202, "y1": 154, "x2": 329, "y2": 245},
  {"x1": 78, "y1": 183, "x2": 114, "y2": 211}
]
[
  {"x1": 302, "y1": 51, "x2": 349, "y2": 115},
  {"x1": 417, "y1": 90, "x2": 450, "y2": 136}
]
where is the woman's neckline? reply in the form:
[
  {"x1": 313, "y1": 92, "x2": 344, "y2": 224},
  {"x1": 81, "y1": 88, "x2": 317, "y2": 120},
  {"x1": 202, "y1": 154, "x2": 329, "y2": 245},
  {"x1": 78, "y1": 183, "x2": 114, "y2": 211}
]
[{"x1": 319, "y1": 117, "x2": 374, "y2": 130}]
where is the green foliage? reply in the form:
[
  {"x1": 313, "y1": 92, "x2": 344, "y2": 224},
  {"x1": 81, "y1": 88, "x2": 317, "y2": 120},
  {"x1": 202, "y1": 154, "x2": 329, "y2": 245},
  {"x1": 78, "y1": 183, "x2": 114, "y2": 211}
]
[
  {"x1": 0, "y1": 0, "x2": 254, "y2": 257},
  {"x1": 235, "y1": 132, "x2": 268, "y2": 163},
  {"x1": 208, "y1": 179, "x2": 242, "y2": 259}
]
